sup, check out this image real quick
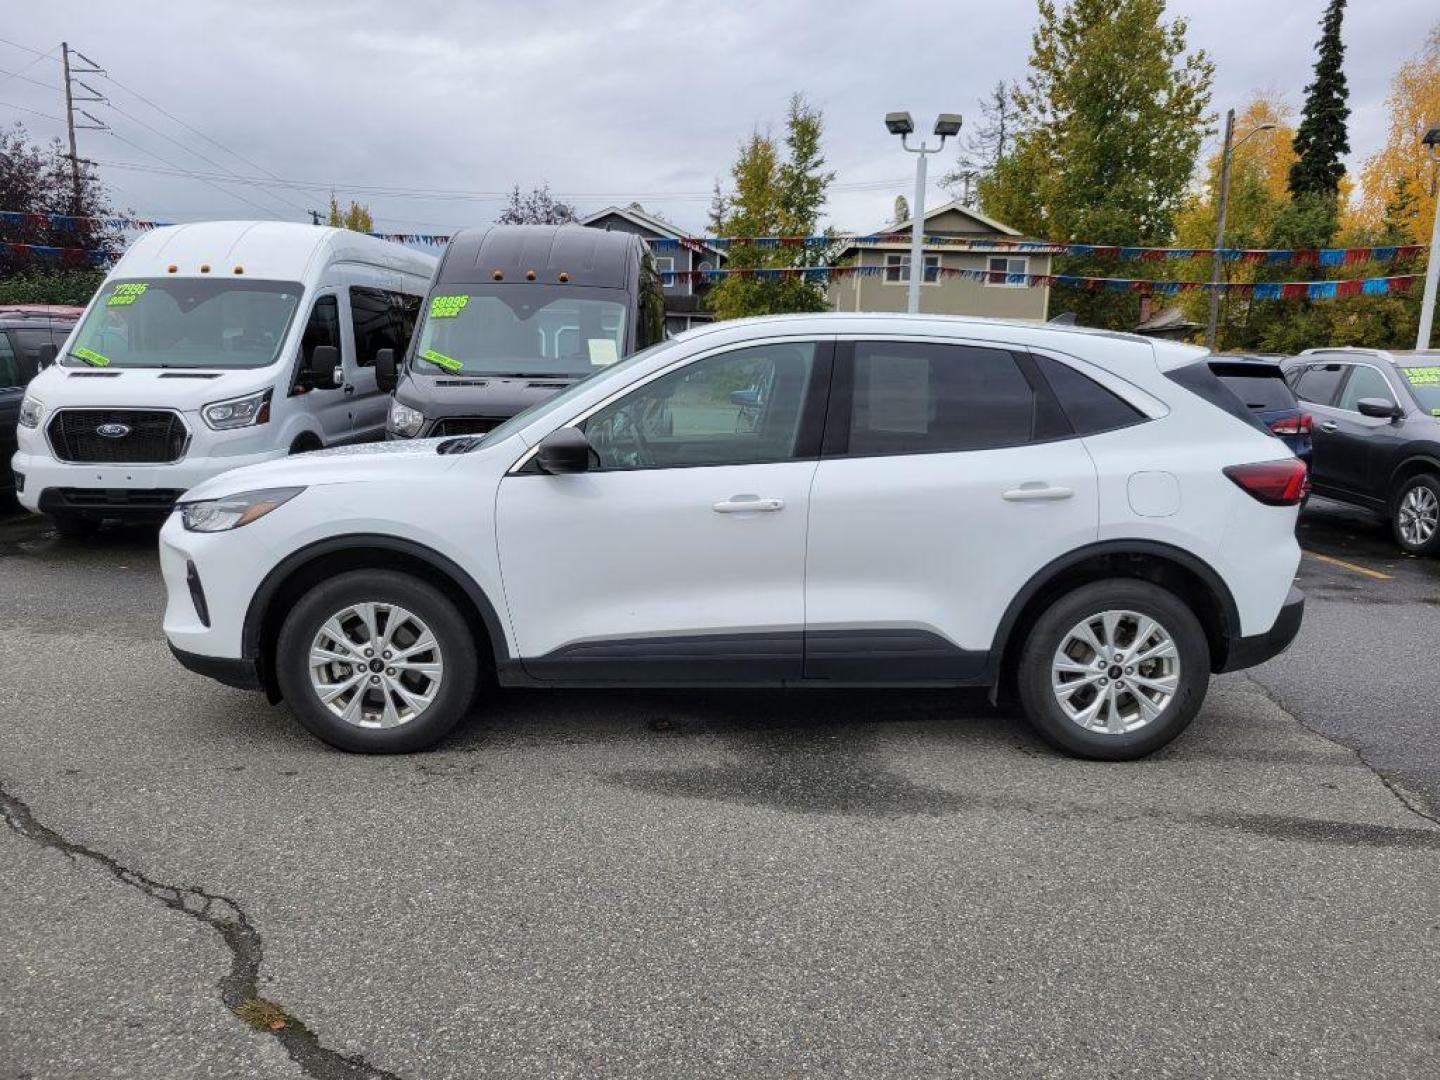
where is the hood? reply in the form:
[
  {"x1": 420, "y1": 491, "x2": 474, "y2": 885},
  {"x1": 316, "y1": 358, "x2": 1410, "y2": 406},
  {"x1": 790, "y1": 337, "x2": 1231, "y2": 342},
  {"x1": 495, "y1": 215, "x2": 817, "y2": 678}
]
[
  {"x1": 180, "y1": 436, "x2": 458, "y2": 501},
  {"x1": 27, "y1": 364, "x2": 282, "y2": 411},
  {"x1": 394, "y1": 371, "x2": 581, "y2": 421}
]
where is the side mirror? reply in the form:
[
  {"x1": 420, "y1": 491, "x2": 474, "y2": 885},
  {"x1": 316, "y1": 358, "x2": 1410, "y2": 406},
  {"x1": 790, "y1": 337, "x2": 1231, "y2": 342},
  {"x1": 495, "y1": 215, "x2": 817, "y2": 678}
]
[
  {"x1": 37, "y1": 343, "x2": 58, "y2": 369},
  {"x1": 535, "y1": 427, "x2": 594, "y2": 474},
  {"x1": 1356, "y1": 397, "x2": 1401, "y2": 420},
  {"x1": 306, "y1": 345, "x2": 341, "y2": 389},
  {"x1": 375, "y1": 348, "x2": 398, "y2": 393}
]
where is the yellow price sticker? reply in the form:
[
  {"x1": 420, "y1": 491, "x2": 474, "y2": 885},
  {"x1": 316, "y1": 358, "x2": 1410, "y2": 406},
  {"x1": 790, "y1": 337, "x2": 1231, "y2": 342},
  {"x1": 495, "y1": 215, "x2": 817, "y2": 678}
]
[
  {"x1": 106, "y1": 283, "x2": 148, "y2": 307},
  {"x1": 420, "y1": 348, "x2": 463, "y2": 372},
  {"x1": 429, "y1": 295, "x2": 468, "y2": 319},
  {"x1": 72, "y1": 347, "x2": 110, "y2": 367},
  {"x1": 1401, "y1": 367, "x2": 1440, "y2": 385}
]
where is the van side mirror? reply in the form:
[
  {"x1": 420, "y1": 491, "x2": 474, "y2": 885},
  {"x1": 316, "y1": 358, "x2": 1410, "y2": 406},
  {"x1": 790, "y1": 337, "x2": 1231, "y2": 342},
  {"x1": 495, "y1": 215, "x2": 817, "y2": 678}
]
[
  {"x1": 306, "y1": 345, "x2": 342, "y2": 389},
  {"x1": 36, "y1": 343, "x2": 58, "y2": 369},
  {"x1": 375, "y1": 348, "x2": 398, "y2": 393},
  {"x1": 535, "y1": 427, "x2": 594, "y2": 474},
  {"x1": 1356, "y1": 396, "x2": 1401, "y2": 420}
]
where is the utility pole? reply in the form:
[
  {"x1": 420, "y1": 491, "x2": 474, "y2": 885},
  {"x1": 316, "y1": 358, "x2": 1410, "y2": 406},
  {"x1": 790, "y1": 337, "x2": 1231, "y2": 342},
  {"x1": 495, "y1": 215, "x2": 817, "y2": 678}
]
[
  {"x1": 1206, "y1": 109, "x2": 1276, "y2": 351},
  {"x1": 59, "y1": 43, "x2": 108, "y2": 215},
  {"x1": 308, "y1": 209, "x2": 323, "y2": 225},
  {"x1": 1416, "y1": 124, "x2": 1440, "y2": 351}
]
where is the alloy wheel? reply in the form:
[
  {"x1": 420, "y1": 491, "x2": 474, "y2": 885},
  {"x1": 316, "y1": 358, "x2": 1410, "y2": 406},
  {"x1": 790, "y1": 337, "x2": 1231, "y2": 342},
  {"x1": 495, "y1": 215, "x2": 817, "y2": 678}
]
[
  {"x1": 1397, "y1": 485, "x2": 1439, "y2": 548},
  {"x1": 308, "y1": 602, "x2": 444, "y2": 729},
  {"x1": 1050, "y1": 609, "x2": 1180, "y2": 735}
]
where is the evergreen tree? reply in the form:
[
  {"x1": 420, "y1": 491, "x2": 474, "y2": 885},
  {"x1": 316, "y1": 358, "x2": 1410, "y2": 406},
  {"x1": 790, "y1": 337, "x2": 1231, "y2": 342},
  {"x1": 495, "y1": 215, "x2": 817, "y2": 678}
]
[
  {"x1": 1288, "y1": 0, "x2": 1350, "y2": 202},
  {"x1": 705, "y1": 179, "x2": 729, "y2": 236},
  {"x1": 495, "y1": 183, "x2": 577, "y2": 225}
]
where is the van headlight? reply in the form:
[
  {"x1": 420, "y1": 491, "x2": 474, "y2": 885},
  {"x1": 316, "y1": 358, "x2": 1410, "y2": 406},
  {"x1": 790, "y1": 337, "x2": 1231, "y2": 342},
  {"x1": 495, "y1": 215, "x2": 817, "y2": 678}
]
[
  {"x1": 180, "y1": 487, "x2": 304, "y2": 532},
  {"x1": 388, "y1": 400, "x2": 425, "y2": 437},
  {"x1": 18, "y1": 394, "x2": 42, "y2": 429},
  {"x1": 202, "y1": 388, "x2": 272, "y2": 430}
]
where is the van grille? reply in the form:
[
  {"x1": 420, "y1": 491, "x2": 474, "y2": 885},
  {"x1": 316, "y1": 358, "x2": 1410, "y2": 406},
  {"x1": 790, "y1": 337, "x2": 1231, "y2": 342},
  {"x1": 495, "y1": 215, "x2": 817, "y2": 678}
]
[
  {"x1": 47, "y1": 409, "x2": 188, "y2": 464},
  {"x1": 430, "y1": 416, "x2": 503, "y2": 437}
]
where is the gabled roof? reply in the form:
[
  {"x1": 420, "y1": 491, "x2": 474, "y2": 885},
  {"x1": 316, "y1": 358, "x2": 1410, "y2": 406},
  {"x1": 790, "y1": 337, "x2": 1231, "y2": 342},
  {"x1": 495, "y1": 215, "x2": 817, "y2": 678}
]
[
  {"x1": 884, "y1": 198, "x2": 1022, "y2": 237},
  {"x1": 579, "y1": 205, "x2": 726, "y2": 260}
]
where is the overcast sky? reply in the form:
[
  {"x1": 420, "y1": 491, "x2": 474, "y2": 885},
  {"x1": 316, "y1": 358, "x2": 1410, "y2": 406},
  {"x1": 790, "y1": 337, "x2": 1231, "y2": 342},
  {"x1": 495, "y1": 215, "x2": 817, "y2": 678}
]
[{"x1": 3, "y1": 0, "x2": 1435, "y2": 240}]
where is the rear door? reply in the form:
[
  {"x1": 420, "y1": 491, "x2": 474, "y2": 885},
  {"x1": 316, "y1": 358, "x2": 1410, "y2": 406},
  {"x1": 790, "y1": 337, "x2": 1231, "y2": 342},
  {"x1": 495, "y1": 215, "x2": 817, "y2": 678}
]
[
  {"x1": 803, "y1": 339, "x2": 1100, "y2": 679},
  {"x1": 1288, "y1": 361, "x2": 1348, "y2": 495}
]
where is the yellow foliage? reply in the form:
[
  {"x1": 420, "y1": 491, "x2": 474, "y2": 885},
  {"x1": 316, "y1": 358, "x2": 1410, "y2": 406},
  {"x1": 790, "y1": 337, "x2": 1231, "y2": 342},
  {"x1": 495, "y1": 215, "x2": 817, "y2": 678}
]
[
  {"x1": 1352, "y1": 25, "x2": 1440, "y2": 243},
  {"x1": 1175, "y1": 93, "x2": 1296, "y2": 250}
]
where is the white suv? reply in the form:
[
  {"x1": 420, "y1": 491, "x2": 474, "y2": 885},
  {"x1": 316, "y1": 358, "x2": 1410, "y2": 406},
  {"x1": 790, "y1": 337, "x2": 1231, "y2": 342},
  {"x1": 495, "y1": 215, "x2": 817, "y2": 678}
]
[{"x1": 160, "y1": 314, "x2": 1306, "y2": 760}]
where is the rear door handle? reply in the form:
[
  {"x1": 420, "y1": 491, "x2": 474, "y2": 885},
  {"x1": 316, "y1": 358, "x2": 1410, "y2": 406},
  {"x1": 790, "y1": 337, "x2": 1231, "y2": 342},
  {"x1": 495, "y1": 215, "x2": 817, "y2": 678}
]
[
  {"x1": 713, "y1": 496, "x2": 784, "y2": 514},
  {"x1": 1318, "y1": 420, "x2": 1337, "y2": 433},
  {"x1": 1002, "y1": 483, "x2": 1074, "y2": 502}
]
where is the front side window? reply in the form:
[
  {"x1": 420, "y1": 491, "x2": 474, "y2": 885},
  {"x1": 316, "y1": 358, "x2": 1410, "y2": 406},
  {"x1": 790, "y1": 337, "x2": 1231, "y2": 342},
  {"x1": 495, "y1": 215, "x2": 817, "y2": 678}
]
[
  {"x1": 65, "y1": 278, "x2": 303, "y2": 370},
  {"x1": 0, "y1": 332, "x2": 19, "y2": 388},
  {"x1": 845, "y1": 341, "x2": 1040, "y2": 456},
  {"x1": 412, "y1": 286, "x2": 628, "y2": 378},
  {"x1": 1398, "y1": 364, "x2": 1440, "y2": 416},
  {"x1": 885, "y1": 253, "x2": 940, "y2": 283},
  {"x1": 986, "y1": 256, "x2": 1028, "y2": 286},
  {"x1": 1336, "y1": 365, "x2": 1394, "y2": 412},
  {"x1": 1291, "y1": 363, "x2": 1346, "y2": 407},
  {"x1": 582, "y1": 342, "x2": 818, "y2": 471}
]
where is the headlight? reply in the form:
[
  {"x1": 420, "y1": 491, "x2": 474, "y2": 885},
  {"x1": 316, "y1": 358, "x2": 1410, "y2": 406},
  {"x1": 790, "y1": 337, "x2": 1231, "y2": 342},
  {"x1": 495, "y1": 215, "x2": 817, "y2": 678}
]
[
  {"x1": 18, "y1": 394, "x2": 42, "y2": 429},
  {"x1": 387, "y1": 400, "x2": 425, "y2": 438},
  {"x1": 180, "y1": 487, "x2": 304, "y2": 532},
  {"x1": 202, "y1": 388, "x2": 273, "y2": 430}
]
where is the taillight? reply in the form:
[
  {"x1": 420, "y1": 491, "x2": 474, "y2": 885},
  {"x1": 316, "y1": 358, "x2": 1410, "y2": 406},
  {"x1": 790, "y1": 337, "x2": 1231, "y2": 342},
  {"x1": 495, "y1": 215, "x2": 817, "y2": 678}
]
[
  {"x1": 1268, "y1": 413, "x2": 1312, "y2": 436},
  {"x1": 1224, "y1": 459, "x2": 1310, "y2": 506}
]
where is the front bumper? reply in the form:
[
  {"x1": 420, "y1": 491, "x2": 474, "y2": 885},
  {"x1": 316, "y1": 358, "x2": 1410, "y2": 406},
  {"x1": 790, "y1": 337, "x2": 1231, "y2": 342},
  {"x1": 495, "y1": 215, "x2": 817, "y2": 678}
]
[
  {"x1": 1219, "y1": 585, "x2": 1304, "y2": 672},
  {"x1": 168, "y1": 643, "x2": 264, "y2": 690}
]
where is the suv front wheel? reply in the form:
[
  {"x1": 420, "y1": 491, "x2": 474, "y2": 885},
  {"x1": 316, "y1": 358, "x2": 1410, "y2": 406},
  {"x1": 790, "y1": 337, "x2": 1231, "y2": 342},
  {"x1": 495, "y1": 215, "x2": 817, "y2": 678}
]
[
  {"x1": 1016, "y1": 579, "x2": 1210, "y2": 761},
  {"x1": 1391, "y1": 474, "x2": 1440, "y2": 556},
  {"x1": 275, "y1": 569, "x2": 479, "y2": 752}
]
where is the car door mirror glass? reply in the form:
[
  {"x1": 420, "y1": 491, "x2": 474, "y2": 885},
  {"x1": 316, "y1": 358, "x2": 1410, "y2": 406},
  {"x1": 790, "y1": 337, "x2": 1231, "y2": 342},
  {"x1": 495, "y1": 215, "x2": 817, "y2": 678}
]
[
  {"x1": 535, "y1": 427, "x2": 594, "y2": 474},
  {"x1": 36, "y1": 343, "x2": 58, "y2": 369},
  {"x1": 306, "y1": 344, "x2": 341, "y2": 388},
  {"x1": 375, "y1": 348, "x2": 397, "y2": 393},
  {"x1": 1356, "y1": 396, "x2": 1399, "y2": 420}
]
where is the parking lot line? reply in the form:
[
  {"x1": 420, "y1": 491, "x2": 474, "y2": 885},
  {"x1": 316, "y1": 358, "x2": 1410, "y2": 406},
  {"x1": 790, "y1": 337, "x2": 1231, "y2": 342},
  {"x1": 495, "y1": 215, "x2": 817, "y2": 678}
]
[{"x1": 1303, "y1": 550, "x2": 1394, "y2": 581}]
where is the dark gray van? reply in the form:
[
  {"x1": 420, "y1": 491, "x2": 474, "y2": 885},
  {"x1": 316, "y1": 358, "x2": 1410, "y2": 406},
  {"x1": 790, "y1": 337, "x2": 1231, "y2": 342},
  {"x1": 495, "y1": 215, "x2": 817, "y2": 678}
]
[{"x1": 379, "y1": 225, "x2": 665, "y2": 438}]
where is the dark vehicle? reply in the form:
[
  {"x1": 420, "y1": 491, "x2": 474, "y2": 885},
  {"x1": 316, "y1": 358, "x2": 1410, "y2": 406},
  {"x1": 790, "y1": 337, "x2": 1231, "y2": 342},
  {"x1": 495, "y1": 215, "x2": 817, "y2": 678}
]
[
  {"x1": 1, "y1": 306, "x2": 81, "y2": 499},
  {"x1": 1283, "y1": 348, "x2": 1440, "y2": 554},
  {"x1": 1209, "y1": 354, "x2": 1311, "y2": 465},
  {"x1": 379, "y1": 225, "x2": 666, "y2": 439}
]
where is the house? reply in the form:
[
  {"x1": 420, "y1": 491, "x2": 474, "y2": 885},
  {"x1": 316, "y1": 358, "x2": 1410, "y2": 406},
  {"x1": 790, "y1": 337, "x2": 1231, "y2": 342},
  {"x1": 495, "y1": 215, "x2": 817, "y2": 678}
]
[
  {"x1": 579, "y1": 204, "x2": 726, "y2": 335},
  {"x1": 827, "y1": 199, "x2": 1052, "y2": 321}
]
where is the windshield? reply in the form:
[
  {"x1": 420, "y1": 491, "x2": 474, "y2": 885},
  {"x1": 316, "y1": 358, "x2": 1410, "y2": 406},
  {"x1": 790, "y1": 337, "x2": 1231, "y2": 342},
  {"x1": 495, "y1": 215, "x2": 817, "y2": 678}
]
[
  {"x1": 65, "y1": 278, "x2": 303, "y2": 370},
  {"x1": 1399, "y1": 366, "x2": 1440, "y2": 416},
  {"x1": 411, "y1": 286, "x2": 627, "y2": 378},
  {"x1": 480, "y1": 339, "x2": 676, "y2": 447}
]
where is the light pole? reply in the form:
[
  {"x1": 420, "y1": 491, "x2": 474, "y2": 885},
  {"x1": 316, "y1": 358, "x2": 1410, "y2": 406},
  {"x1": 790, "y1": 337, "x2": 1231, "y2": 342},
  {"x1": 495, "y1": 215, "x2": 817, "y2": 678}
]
[
  {"x1": 886, "y1": 112, "x2": 962, "y2": 314},
  {"x1": 1206, "y1": 109, "x2": 1277, "y2": 351},
  {"x1": 1416, "y1": 123, "x2": 1440, "y2": 350}
]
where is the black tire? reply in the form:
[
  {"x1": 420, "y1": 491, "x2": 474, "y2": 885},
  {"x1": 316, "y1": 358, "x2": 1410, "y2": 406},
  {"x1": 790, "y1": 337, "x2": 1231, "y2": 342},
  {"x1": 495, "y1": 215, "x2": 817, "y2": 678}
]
[
  {"x1": 1015, "y1": 579, "x2": 1210, "y2": 761},
  {"x1": 50, "y1": 512, "x2": 100, "y2": 539},
  {"x1": 1390, "y1": 474, "x2": 1440, "y2": 556},
  {"x1": 275, "y1": 570, "x2": 479, "y2": 753}
]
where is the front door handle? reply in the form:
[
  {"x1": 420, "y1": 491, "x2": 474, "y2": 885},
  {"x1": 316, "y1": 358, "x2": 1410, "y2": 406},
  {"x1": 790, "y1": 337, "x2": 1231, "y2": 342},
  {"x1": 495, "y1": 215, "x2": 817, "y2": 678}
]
[
  {"x1": 1002, "y1": 483, "x2": 1074, "y2": 502},
  {"x1": 343, "y1": 384, "x2": 356, "y2": 396},
  {"x1": 713, "y1": 496, "x2": 784, "y2": 514},
  {"x1": 1318, "y1": 420, "x2": 1337, "y2": 433}
]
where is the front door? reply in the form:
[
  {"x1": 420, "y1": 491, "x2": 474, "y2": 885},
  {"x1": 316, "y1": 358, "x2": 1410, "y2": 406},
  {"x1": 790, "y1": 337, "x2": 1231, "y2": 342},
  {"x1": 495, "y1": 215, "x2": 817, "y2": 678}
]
[
  {"x1": 495, "y1": 339, "x2": 830, "y2": 682},
  {"x1": 1327, "y1": 362, "x2": 1406, "y2": 504},
  {"x1": 293, "y1": 293, "x2": 352, "y2": 446},
  {"x1": 804, "y1": 339, "x2": 1100, "y2": 679}
]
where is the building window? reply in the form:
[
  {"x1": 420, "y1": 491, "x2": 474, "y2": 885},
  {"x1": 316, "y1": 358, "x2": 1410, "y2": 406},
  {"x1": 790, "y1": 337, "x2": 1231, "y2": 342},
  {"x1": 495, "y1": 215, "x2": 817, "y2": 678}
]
[
  {"x1": 986, "y1": 256, "x2": 1028, "y2": 286},
  {"x1": 653, "y1": 256, "x2": 676, "y2": 275},
  {"x1": 884, "y1": 253, "x2": 939, "y2": 284}
]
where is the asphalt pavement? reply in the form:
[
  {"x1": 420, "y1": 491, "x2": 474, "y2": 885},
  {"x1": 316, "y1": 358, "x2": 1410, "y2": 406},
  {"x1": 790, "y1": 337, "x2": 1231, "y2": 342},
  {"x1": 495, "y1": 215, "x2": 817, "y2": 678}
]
[{"x1": 1, "y1": 501, "x2": 1438, "y2": 1079}]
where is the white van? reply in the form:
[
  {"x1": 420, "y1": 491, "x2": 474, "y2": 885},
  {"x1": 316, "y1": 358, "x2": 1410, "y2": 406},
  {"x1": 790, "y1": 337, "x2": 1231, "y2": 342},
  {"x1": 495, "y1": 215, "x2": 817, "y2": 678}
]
[{"x1": 12, "y1": 221, "x2": 435, "y2": 535}]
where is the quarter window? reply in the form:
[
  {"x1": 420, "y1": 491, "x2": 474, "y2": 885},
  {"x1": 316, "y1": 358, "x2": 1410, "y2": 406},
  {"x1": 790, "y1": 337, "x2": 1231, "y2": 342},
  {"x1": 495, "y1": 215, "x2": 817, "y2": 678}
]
[
  {"x1": 582, "y1": 342, "x2": 818, "y2": 470},
  {"x1": 1336, "y1": 365, "x2": 1393, "y2": 412},
  {"x1": 845, "y1": 341, "x2": 1040, "y2": 456},
  {"x1": 1033, "y1": 354, "x2": 1145, "y2": 435}
]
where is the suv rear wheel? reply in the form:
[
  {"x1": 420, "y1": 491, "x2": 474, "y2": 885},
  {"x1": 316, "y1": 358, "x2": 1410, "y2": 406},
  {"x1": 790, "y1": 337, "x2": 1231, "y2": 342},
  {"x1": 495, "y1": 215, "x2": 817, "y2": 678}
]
[
  {"x1": 1391, "y1": 474, "x2": 1440, "y2": 556},
  {"x1": 1016, "y1": 579, "x2": 1210, "y2": 761},
  {"x1": 275, "y1": 570, "x2": 478, "y2": 752}
]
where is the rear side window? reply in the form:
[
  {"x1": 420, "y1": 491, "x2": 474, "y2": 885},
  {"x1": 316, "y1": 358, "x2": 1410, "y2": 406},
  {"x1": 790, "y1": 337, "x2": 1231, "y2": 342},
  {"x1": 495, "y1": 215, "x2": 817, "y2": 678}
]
[
  {"x1": 1211, "y1": 369, "x2": 1297, "y2": 412},
  {"x1": 844, "y1": 341, "x2": 1041, "y2": 455},
  {"x1": 349, "y1": 286, "x2": 420, "y2": 368},
  {"x1": 1290, "y1": 363, "x2": 1346, "y2": 406},
  {"x1": 1164, "y1": 360, "x2": 1271, "y2": 434},
  {"x1": 1032, "y1": 354, "x2": 1146, "y2": 435}
]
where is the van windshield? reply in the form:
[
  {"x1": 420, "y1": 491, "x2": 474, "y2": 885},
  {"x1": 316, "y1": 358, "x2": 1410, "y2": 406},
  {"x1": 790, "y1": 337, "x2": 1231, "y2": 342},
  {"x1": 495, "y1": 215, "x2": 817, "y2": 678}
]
[
  {"x1": 65, "y1": 278, "x2": 303, "y2": 370},
  {"x1": 411, "y1": 286, "x2": 627, "y2": 378}
]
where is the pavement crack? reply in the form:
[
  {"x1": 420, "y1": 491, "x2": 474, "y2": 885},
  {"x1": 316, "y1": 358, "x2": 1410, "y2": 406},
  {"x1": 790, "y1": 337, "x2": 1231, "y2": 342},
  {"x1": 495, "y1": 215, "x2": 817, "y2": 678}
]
[
  {"x1": 1243, "y1": 673, "x2": 1440, "y2": 829},
  {"x1": 0, "y1": 777, "x2": 406, "y2": 1080}
]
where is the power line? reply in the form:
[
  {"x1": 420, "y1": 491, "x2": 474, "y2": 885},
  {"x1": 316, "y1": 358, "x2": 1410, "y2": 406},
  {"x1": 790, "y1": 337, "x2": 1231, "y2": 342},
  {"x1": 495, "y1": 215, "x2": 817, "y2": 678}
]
[
  {"x1": 0, "y1": 58, "x2": 60, "y2": 91},
  {"x1": 0, "y1": 99, "x2": 63, "y2": 123},
  {"x1": 0, "y1": 36, "x2": 59, "y2": 60},
  {"x1": 105, "y1": 130, "x2": 287, "y2": 220}
]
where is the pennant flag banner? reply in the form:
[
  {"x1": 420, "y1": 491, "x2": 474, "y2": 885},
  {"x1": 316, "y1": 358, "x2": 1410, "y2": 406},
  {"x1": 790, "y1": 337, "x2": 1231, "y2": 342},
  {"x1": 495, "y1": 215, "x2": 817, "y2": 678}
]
[
  {"x1": 1, "y1": 239, "x2": 113, "y2": 267},
  {"x1": 658, "y1": 263, "x2": 1423, "y2": 300},
  {"x1": 367, "y1": 232, "x2": 452, "y2": 246},
  {"x1": 648, "y1": 235, "x2": 1428, "y2": 265},
  {"x1": 0, "y1": 211, "x2": 171, "y2": 232}
]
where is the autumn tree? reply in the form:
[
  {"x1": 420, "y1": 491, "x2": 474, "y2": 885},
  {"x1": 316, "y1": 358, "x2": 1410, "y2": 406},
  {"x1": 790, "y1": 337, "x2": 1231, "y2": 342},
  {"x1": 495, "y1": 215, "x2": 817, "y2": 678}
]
[
  {"x1": 707, "y1": 94, "x2": 837, "y2": 320},
  {"x1": 327, "y1": 195, "x2": 374, "y2": 233},
  {"x1": 980, "y1": 0, "x2": 1214, "y2": 328},
  {"x1": 0, "y1": 123, "x2": 119, "y2": 304},
  {"x1": 495, "y1": 183, "x2": 577, "y2": 225}
]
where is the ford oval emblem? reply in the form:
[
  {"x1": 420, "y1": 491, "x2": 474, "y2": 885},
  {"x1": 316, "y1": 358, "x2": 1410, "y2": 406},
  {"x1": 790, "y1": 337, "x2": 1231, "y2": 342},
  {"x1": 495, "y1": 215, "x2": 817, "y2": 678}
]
[{"x1": 96, "y1": 423, "x2": 131, "y2": 439}]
